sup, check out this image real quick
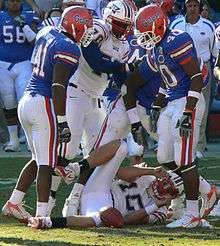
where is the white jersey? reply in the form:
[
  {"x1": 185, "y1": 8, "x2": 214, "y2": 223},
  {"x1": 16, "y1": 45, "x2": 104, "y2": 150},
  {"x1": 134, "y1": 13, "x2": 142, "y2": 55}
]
[
  {"x1": 69, "y1": 19, "x2": 130, "y2": 98},
  {"x1": 111, "y1": 175, "x2": 156, "y2": 217}
]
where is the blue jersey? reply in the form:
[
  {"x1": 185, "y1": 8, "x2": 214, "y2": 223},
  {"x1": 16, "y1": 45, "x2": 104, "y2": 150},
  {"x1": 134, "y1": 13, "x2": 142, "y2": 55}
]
[
  {"x1": 136, "y1": 53, "x2": 162, "y2": 113},
  {"x1": 0, "y1": 10, "x2": 40, "y2": 63},
  {"x1": 26, "y1": 27, "x2": 80, "y2": 98},
  {"x1": 152, "y1": 29, "x2": 197, "y2": 101}
]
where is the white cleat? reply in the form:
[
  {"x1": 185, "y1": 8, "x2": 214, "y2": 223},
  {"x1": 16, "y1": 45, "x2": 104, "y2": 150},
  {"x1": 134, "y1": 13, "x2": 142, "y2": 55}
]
[
  {"x1": 46, "y1": 196, "x2": 56, "y2": 217},
  {"x1": 28, "y1": 216, "x2": 52, "y2": 229},
  {"x1": 2, "y1": 201, "x2": 31, "y2": 222},
  {"x1": 166, "y1": 213, "x2": 202, "y2": 228},
  {"x1": 4, "y1": 142, "x2": 21, "y2": 152},
  {"x1": 55, "y1": 162, "x2": 80, "y2": 184},
  {"x1": 200, "y1": 185, "x2": 217, "y2": 217},
  {"x1": 209, "y1": 200, "x2": 220, "y2": 217}
]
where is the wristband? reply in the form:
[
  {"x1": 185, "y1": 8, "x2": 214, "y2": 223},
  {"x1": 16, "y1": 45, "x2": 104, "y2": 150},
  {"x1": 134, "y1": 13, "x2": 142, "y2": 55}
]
[
  {"x1": 57, "y1": 115, "x2": 67, "y2": 123},
  {"x1": 144, "y1": 203, "x2": 158, "y2": 215},
  {"x1": 188, "y1": 90, "x2": 201, "y2": 100},
  {"x1": 92, "y1": 212, "x2": 102, "y2": 227},
  {"x1": 22, "y1": 25, "x2": 36, "y2": 42},
  {"x1": 127, "y1": 107, "x2": 140, "y2": 124}
]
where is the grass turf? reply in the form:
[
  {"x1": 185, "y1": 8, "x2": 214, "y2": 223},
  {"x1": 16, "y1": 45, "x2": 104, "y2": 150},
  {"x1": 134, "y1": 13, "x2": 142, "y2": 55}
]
[{"x1": 0, "y1": 157, "x2": 220, "y2": 246}]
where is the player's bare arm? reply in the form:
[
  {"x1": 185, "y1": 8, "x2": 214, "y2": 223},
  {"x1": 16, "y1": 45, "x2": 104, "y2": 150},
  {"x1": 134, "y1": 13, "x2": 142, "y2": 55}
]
[
  {"x1": 181, "y1": 58, "x2": 203, "y2": 111},
  {"x1": 117, "y1": 166, "x2": 168, "y2": 183}
]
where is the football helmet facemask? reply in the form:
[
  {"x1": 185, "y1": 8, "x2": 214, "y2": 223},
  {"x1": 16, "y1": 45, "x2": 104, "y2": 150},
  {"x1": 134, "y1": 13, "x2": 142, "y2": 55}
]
[
  {"x1": 59, "y1": 6, "x2": 93, "y2": 47},
  {"x1": 135, "y1": 4, "x2": 168, "y2": 50},
  {"x1": 103, "y1": 0, "x2": 135, "y2": 41}
]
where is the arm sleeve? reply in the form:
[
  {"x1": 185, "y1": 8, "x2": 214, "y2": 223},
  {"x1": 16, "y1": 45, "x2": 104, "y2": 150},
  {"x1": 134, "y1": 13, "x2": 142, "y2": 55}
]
[{"x1": 81, "y1": 41, "x2": 124, "y2": 74}]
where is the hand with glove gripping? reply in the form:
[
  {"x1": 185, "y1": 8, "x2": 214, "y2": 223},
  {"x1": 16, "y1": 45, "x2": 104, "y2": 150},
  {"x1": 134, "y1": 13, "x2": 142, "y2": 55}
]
[
  {"x1": 176, "y1": 110, "x2": 193, "y2": 138},
  {"x1": 125, "y1": 57, "x2": 145, "y2": 72},
  {"x1": 57, "y1": 116, "x2": 71, "y2": 143},
  {"x1": 149, "y1": 105, "x2": 161, "y2": 133},
  {"x1": 14, "y1": 15, "x2": 26, "y2": 28}
]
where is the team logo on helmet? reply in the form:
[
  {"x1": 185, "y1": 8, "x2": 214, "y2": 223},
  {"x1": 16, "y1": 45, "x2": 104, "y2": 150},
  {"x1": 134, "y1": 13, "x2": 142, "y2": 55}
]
[{"x1": 142, "y1": 12, "x2": 160, "y2": 27}]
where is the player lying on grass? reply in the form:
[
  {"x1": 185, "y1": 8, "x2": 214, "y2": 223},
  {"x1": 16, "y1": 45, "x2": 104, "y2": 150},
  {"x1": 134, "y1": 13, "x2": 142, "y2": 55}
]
[{"x1": 28, "y1": 141, "x2": 183, "y2": 229}]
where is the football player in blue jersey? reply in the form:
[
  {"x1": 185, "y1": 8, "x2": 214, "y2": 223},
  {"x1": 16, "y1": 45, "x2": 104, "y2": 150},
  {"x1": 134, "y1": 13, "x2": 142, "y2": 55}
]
[
  {"x1": 2, "y1": 6, "x2": 94, "y2": 221},
  {"x1": 123, "y1": 4, "x2": 214, "y2": 228},
  {"x1": 0, "y1": 0, "x2": 40, "y2": 152}
]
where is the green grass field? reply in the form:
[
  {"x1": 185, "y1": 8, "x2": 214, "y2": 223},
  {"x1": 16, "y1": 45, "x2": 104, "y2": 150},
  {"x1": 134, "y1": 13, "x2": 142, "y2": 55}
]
[{"x1": 0, "y1": 157, "x2": 220, "y2": 246}]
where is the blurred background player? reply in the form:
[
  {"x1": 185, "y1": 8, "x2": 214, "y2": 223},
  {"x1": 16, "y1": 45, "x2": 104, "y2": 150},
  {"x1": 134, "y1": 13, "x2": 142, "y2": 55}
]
[
  {"x1": 2, "y1": 6, "x2": 94, "y2": 220},
  {"x1": 0, "y1": 0, "x2": 39, "y2": 152}
]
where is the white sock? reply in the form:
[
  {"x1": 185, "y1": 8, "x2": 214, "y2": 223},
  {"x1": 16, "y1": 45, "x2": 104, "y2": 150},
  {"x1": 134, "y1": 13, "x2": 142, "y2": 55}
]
[
  {"x1": 36, "y1": 202, "x2": 48, "y2": 217},
  {"x1": 199, "y1": 176, "x2": 211, "y2": 194},
  {"x1": 9, "y1": 189, "x2": 25, "y2": 204},
  {"x1": 7, "y1": 125, "x2": 19, "y2": 144},
  {"x1": 186, "y1": 200, "x2": 199, "y2": 217},
  {"x1": 51, "y1": 175, "x2": 62, "y2": 193}
]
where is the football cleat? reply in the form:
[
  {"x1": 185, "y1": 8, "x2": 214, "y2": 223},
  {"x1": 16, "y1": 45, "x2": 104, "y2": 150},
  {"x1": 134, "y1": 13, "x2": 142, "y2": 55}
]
[
  {"x1": 46, "y1": 196, "x2": 56, "y2": 217},
  {"x1": 55, "y1": 162, "x2": 80, "y2": 184},
  {"x1": 166, "y1": 213, "x2": 202, "y2": 228},
  {"x1": 2, "y1": 201, "x2": 31, "y2": 221},
  {"x1": 200, "y1": 185, "x2": 217, "y2": 217},
  {"x1": 28, "y1": 217, "x2": 52, "y2": 229},
  {"x1": 4, "y1": 142, "x2": 21, "y2": 152},
  {"x1": 209, "y1": 200, "x2": 220, "y2": 217}
]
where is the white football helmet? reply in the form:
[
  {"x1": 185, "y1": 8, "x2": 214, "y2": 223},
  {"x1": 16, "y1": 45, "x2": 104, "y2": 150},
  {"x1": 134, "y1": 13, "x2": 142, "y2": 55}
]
[{"x1": 103, "y1": 0, "x2": 135, "y2": 40}]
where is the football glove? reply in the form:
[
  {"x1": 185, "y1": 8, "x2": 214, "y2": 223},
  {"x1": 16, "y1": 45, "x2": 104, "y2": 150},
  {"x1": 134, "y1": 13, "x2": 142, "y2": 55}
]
[
  {"x1": 176, "y1": 111, "x2": 193, "y2": 138},
  {"x1": 131, "y1": 122, "x2": 144, "y2": 145},
  {"x1": 14, "y1": 15, "x2": 27, "y2": 28},
  {"x1": 149, "y1": 106, "x2": 161, "y2": 133},
  {"x1": 125, "y1": 58, "x2": 144, "y2": 72},
  {"x1": 58, "y1": 121, "x2": 71, "y2": 143}
]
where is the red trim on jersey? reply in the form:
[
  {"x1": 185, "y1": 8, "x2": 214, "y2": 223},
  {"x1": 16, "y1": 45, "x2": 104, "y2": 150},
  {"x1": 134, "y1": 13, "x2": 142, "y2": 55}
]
[
  {"x1": 55, "y1": 57, "x2": 76, "y2": 65},
  {"x1": 169, "y1": 41, "x2": 192, "y2": 55},
  {"x1": 179, "y1": 56, "x2": 192, "y2": 65},
  {"x1": 45, "y1": 97, "x2": 55, "y2": 167},
  {"x1": 54, "y1": 51, "x2": 79, "y2": 60}
]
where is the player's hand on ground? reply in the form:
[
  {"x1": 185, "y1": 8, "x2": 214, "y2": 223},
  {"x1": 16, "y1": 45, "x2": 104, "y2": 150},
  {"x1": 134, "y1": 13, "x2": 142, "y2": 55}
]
[
  {"x1": 153, "y1": 166, "x2": 168, "y2": 179},
  {"x1": 149, "y1": 106, "x2": 161, "y2": 132},
  {"x1": 176, "y1": 111, "x2": 192, "y2": 138},
  {"x1": 58, "y1": 121, "x2": 71, "y2": 143}
]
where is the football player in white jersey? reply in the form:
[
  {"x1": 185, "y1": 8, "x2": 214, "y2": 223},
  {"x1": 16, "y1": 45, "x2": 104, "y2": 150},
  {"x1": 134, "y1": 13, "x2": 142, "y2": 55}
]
[{"x1": 28, "y1": 154, "x2": 182, "y2": 229}]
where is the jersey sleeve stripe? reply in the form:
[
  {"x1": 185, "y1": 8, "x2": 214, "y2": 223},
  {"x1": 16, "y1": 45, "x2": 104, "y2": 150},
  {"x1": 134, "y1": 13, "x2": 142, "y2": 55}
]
[
  {"x1": 170, "y1": 44, "x2": 193, "y2": 59},
  {"x1": 169, "y1": 41, "x2": 192, "y2": 55},
  {"x1": 54, "y1": 54, "x2": 78, "y2": 64},
  {"x1": 54, "y1": 51, "x2": 79, "y2": 60},
  {"x1": 179, "y1": 56, "x2": 192, "y2": 65}
]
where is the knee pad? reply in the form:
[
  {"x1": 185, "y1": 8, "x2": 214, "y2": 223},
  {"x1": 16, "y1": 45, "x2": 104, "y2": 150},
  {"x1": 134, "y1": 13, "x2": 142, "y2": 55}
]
[{"x1": 3, "y1": 108, "x2": 17, "y2": 120}]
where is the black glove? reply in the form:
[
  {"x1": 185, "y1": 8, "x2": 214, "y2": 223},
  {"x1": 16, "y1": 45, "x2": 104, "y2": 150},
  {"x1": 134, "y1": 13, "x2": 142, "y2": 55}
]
[
  {"x1": 58, "y1": 121, "x2": 71, "y2": 143},
  {"x1": 14, "y1": 15, "x2": 26, "y2": 28},
  {"x1": 176, "y1": 111, "x2": 193, "y2": 138},
  {"x1": 131, "y1": 122, "x2": 144, "y2": 145},
  {"x1": 125, "y1": 58, "x2": 144, "y2": 72},
  {"x1": 149, "y1": 106, "x2": 161, "y2": 133}
]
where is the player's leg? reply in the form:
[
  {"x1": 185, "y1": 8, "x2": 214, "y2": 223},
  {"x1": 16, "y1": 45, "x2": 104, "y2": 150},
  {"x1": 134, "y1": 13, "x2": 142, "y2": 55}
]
[
  {"x1": 167, "y1": 97, "x2": 200, "y2": 228},
  {"x1": 61, "y1": 139, "x2": 122, "y2": 216},
  {"x1": 0, "y1": 68, "x2": 20, "y2": 151},
  {"x1": 2, "y1": 94, "x2": 37, "y2": 220}
]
